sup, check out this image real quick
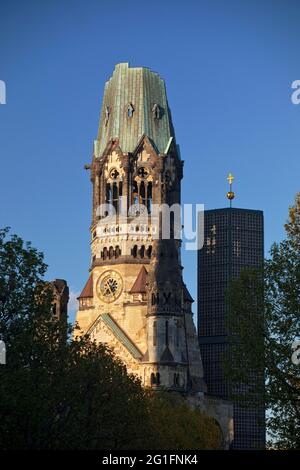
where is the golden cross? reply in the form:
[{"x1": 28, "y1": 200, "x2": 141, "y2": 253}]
[{"x1": 227, "y1": 173, "x2": 234, "y2": 185}]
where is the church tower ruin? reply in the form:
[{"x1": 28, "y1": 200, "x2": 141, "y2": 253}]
[{"x1": 75, "y1": 63, "x2": 206, "y2": 393}]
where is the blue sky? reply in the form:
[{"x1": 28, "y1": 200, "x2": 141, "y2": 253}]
[{"x1": 1, "y1": 0, "x2": 300, "y2": 322}]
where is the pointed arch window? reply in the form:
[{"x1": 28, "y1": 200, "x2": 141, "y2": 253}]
[
  {"x1": 147, "y1": 182, "x2": 152, "y2": 213},
  {"x1": 150, "y1": 373, "x2": 160, "y2": 386},
  {"x1": 140, "y1": 181, "x2": 146, "y2": 206},
  {"x1": 112, "y1": 182, "x2": 118, "y2": 212},
  {"x1": 152, "y1": 103, "x2": 160, "y2": 119},
  {"x1": 127, "y1": 103, "x2": 134, "y2": 117},
  {"x1": 170, "y1": 211, "x2": 174, "y2": 239},
  {"x1": 173, "y1": 373, "x2": 180, "y2": 387},
  {"x1": 132, "y1": 180, "x2": 139, "y2": 205}
]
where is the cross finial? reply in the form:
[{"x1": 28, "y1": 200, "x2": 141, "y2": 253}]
[
  {"x1": 226, "y1": 172, "x2": 235, "y2": 207},
  {"x1": 227, "y1": 173, "x2": 234, "y2": 185}
]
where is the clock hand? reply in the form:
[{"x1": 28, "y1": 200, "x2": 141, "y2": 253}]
[
  {"x1": 105, "y1": 284, "x2": 113, "y2": 295},
  {"x1": 106, "y1": 281, "x2": 115, "y2": 295}
]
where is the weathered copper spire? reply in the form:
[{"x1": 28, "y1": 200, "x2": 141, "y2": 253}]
[{"x1": 95, "y1": 62, "x2": 177, "y2": 157}]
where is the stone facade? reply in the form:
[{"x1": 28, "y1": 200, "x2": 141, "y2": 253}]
[{"x1": 75, "y1": 63, "x2": 233, "y2": 447}]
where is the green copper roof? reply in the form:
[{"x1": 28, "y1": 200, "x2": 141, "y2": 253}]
[
  {"x1": 95, "y1": 62, "x2": 175, "y2": 156},
  {"x1": 101, "y1": 313, "x2": 142, "y2": 360}
]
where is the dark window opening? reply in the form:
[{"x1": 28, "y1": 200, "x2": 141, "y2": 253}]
[
  {"x1": 173, "y1": 373, "x2": 180, "y2": 387},
  {"x1": 132, "y1": 180, "x2": 139, "y2": 205},
  {"x1": 170, "y1": 212, "x2": 174, "y2": 239},
  {"x1": 112, "y1": 182, "x2": 118, "y2": 212},
  {"x1": 151, "y1": 292, "x2": 159, "y2": 305},
  {"x1": 106, "y1": 184, "x2": 112, "y2": 204},
  {"x1": 132, "y1": 245, "x2": 138, "y2": 258},
  {"x1": 147, "y1": 182, "x2": 152, "y2": 213},
  {"x1": 140, "y1": 181, "x2": 146, "y2": 206}
]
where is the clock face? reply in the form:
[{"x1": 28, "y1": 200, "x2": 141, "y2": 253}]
[{"x1": 97, "y1": 270, "x2": 123, "y2": 303}]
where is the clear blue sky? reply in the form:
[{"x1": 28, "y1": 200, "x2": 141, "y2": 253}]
[{"x1": 1, "y1": 0, "x2": 300, "y2": 322}]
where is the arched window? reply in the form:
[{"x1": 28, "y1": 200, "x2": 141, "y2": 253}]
[
  {"x1": 174, "y1": 373, "x2": 180, "y2": 387},
  {"x1": 170, "y1": 211, "x2": 174, "y2": 239},
  {"x1": 147, "y1": 245, "x2": 152, "y2": 259},
  {"x1": 152, "y1": 103, "x2": 160, "y2": 119},
  {"x1": 112, "y1": 182, "x2": 118, "y2": 212},
  {"x1": 151, "y1": 292, "x2": 159, "y2": 305},
  {"x1": 103, "y1": 247, "x2": 108, "y2": 260},
  {"x1": 127, "y1": 103, "x2": 134, "y2": 117},
  {"x1": 132, "y1": 245, "x2": 137, "y2": 258},
  {"x1": 115, "y1": 246, "x2": 121, "y2": 258},
  {"x1": 140, "y1": 245, "x2": 145, "y2": 258},
  {"x1": 150, "y1": 373, "x2": 156, "y2": 386},
  {"x1": 147, "y1": 182, "x2": 152, "y2": 213},
  {"x1": 109, "y1": 246, "x2": 114, "y2": 259},
  {"x1": 132, "y1": 180, "x2": 139, "y2": 205},
  {"x1": 106, "y1": 183, "x2": 112, "y2": 204},
  {"x1": 140, "y1": 181, "x2": 146, "y2": 207}
]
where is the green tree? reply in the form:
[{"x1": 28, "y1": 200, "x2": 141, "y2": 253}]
[
  {"x1": 0, "y1": 228, "x2": 151, "y2": 449},
  {"x1": 225, "y1": 193, "x2": 300, "y2": 449},
  {"x1": 0, "y1": 228, "x2": 222, "y2": 450},
  {"x1": 148, "y1": 392, "x2": 223, "y2": 450}
]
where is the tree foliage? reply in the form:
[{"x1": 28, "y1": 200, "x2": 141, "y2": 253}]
[
  {"x1": 0, "y1": 228, "x2": 221, "y2": 450},
  {"x1": 225, "y1": 193, "x2": 300, "y2": 449},
  {"x1": 148, "y1": 393, "x2": 223, "y2": 450}
]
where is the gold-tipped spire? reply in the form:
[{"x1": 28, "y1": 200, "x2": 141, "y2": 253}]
[{"x1": 227, "y1": 172, "x2": 235, "y2": 207}]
